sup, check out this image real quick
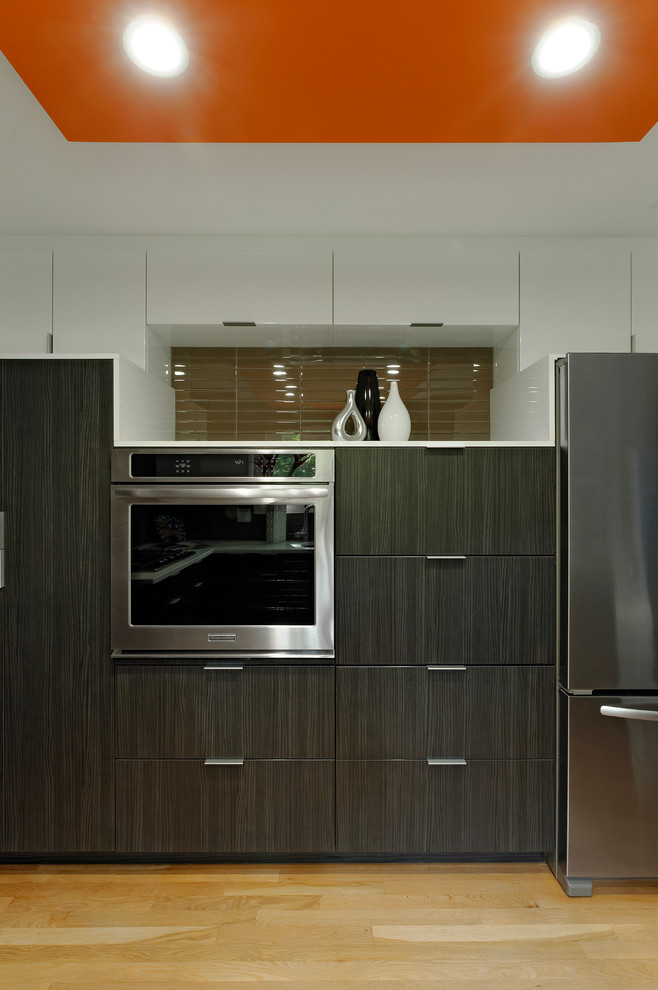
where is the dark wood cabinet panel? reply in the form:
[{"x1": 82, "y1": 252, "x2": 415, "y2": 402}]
[
  {"x1": 337, "y1": 759, "x2": 553, "y2": 855},
  {"x1": 464, "y1": 760, "x2": 554, "y2": 854},
  {"x1": 337, "y1": 665, "x2": 553, "y2": 760},
  {"x1": 116, "y1": 664, "x2": 334, "y2": 759},
  {"x1": 465, "y1": 447, "x2": 556, "y2": 555},
  {"x1": 336, "y1": 556, "x2": 466, "y2": 664},
  {"x1": 337, "y1": 556, "x2": 555, "y2": 666},
  {"x1": 116, "y1": 759, "x2": 335, "y2": 854},
  {"x1": 335, "y1": 447, "x2": 426, "y2": 555},
  {"x1": 467, "y1": 666, "x2": 555, "y2": 759},
  {"x1": 470, "y1": 556, "x2": 556, "y2": 664},
  {"x1": 337, "y1": 666, "x2": 464, "y2": 760},
  {"x1": 1, "y1": 359, "x2": 114, "y2": 852},
  {"x1": 336, "y1": 446, "x2": 555, "y2": 557}
]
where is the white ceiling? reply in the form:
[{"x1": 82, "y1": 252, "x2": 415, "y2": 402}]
[{"x1": 2, "y1": 52, "x2": 658, "y2": 239}]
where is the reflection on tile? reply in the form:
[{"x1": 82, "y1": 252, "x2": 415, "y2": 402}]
[{"x1": 171, "y1": 345, "x2": 492, "y2": 441}]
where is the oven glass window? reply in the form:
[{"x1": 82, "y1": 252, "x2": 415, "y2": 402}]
[{"x1": 129, "y1": 502, "x2": 315, "y2": 626}]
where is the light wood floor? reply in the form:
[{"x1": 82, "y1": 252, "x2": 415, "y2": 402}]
[{"x1": 0, "y1": 861, "x2": 657, "y2": 989}]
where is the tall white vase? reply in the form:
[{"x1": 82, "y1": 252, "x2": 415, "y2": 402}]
[{"x1": 377, "y1": 380, "x2": 411, "y2": 441}]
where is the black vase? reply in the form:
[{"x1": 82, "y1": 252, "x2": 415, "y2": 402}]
[{"x1": 355, "y1": 369, "x2": 381, "y2": 441}]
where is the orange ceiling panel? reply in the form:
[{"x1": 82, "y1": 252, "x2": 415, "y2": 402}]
[{"x1": 2, "y1": 0, "x2": 657, "y2": 142}]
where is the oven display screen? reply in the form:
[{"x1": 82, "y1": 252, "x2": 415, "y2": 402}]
[{"x1": 130, "y1": 452, "x2": 316, "y2": 479}]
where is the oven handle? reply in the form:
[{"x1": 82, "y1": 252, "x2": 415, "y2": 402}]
[{"x1": 111, "y1": 485, "x2": 332, "y2": 502}]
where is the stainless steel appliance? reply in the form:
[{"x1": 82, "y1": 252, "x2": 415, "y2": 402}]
[
  {"x1": 111, "y1": 448, "x2": 334, "y2": 657},
  {"x1": 555, "y1": 353, "x2": 658, "y2": 896}
]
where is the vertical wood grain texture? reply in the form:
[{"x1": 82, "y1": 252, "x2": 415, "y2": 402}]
[
  {"x1": 466, "y1": 665, "x2": 555, "y2": 759},
  {"x1": 115, "y1": 664, "x2": 335, "y2": 759},
  {"x1": 336, "y1": 446, "x2": 555, "y2": 556},
  {"x1": 337, "y1": 759, "x2": 553, "y2": 855},
  {"x1": 465, "y1": 447, "x2": 556, "y2": 554},
  {"x1": 335, "y1": 447, "x2": 427, "y2": 554},
  {"x1": 116, "y1": 760, "x2": 335, "y2": 854},
  {"x1": 469, "y1": 556, "x2": 556, "y2": 663},
  {"x1": 336, "y1": 556, "x2": 466, "y2": 664},
  {"x1": 1, "y1": 359, "x2": 114, "y2": 852}
]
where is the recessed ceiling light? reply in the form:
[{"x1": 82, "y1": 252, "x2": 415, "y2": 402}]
[
  {"x1": 532, "y1": 17, "x2": 600, "y2": 78},
  {"x1": 123, "y1": 16, "x2": 189, "y2": 77}
]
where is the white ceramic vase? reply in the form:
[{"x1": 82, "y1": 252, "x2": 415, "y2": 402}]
[
  {"x1": 377, "y1": 380, "x2": 411, "y2": 441},
  {"x1": 331, "y1": 389, "x2": 367, "y2": 441}
]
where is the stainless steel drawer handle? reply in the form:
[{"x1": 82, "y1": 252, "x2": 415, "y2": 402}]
[
  {"x1": 600, "y1": 705, "x2": 658, "y2": 722},
  {"x1": 203, "y1": 756, "x2": 244, "y2": 767},
  {"x1": 427, "y1": 758, "x2": 467, "y2": 766},
  {"x1": 426, "y1": 556, "x2": 466, "y2": 560},
  {"x1": 203, "y1": 666, "x2": 244, "y2": 671},
  {"x1": 427, "y1": 665, "x2": 467, "y2": 672}
]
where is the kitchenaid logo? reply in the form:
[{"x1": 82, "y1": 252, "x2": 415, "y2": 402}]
[{"x1": 208, "y1": 633, "x2": 237, "y2": 642}]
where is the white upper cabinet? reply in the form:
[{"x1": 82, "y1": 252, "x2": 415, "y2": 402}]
[
  {"x1": 519, "y1": 252, "x2": 631, "y2": 370},
  {"x1": 147, "y1": 249, "x2": 333, "y2": 325},
  {"x1": 0, "y1": 250, "x2": 52, "y2": 353},
  {"x1": 631, "y1": 252, "x2": 658, "y2": 352},
  {"x1": 332, "y1": 249, "x2": 519, "y2": 326},
  {"x1": 53, "y1": 250, "x2": 147, "y2": 368}
]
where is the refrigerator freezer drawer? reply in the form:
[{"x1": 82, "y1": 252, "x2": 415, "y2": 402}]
[{"x1": 558, "y1": 691, "x2": 658, "y2": 887}]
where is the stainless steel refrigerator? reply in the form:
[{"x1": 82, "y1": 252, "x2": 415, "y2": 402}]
[{"x1": 555, "y1": 353, "x2": 658, "y2": 896}]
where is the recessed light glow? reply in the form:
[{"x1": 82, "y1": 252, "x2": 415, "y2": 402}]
[
  {"x1": 532, "y1": 18, "x2": 600, "y2": 78},
  {"x1": 273, "y1": 370, "x2": 286, "y2": 376},
  {"x1": 123, "y1": 16, "x2": 189, "y2": 77}
]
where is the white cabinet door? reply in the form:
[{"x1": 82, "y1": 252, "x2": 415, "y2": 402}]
[
  {"x1": 147, "y1": 249, "x2": 333, "y2": 325},
  {"x1": 53, "y1": 250, "x2": 147, "y2": 368},
  {"x1": 0, "y1": 250, "x2": 52, "y2": 353},
  {"x1": 631, "y1": 252, "x2": 658, "y2": 352},
  {"x1": 333, "y1": 250, "x2": 519, "y2": 326},
  {"x1": 519, "y1": 252, "x2": 631, "y2": 370}
]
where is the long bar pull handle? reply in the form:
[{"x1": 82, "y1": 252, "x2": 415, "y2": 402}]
[
  {"x1": 427, "y1": 665, "x2": 467, "y2": 672},
  {"x1": 204, "y1": 758, "x2": 245, "y2": 766},
  {"x1": 600, "y1": 705, "x2": 658, "y2": 722},
  {"x1": 426, "y1": 556, "x2": 466, "y2": 560},
  {"x1": 427, "y1": 758, "x2": 467, "y2": 766},
  {"x1": 204, "y1": 666, "x2": 244, "y2": 671}
]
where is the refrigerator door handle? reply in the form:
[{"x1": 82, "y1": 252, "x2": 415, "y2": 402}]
[{"x1": 600, "y1": 705, "x2": 658, "y2": 722}]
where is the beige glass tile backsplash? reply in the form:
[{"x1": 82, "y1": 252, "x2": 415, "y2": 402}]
[{"x1": 172, "y1": 346, "x2": 493, "y2": 441}]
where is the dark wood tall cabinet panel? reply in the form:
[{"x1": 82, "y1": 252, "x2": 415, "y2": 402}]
[{"x1": 0, "y1": 359, "x2": 113, "y2": 852}]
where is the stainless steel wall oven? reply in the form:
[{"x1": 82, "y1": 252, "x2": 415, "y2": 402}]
[{"x1": 111, "y1": 449, "x2": 334, "y2": 657}]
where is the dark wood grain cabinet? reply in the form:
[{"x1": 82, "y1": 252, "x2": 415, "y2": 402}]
[
  {"x1": 335, "y1": 446, "x2": 555, "y2": 556},
  {"x1": 115, "y1": 664, "x2": 335, "y2": 853},
  {"x1": 337, "y1": 555, "x2": 555, "y2": 665},
  {"x1": 334, "y1": 444, "x2": 556, "y2": 857},
  {"x1": 0, "y1": 359, "x2": 114, "y2": 853}
]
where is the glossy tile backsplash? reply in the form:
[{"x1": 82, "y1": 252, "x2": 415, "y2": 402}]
[{"x1": 172, "y1": 346, "x2": 493, "y2": 441}]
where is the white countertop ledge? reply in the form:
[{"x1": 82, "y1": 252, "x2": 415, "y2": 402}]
[{"x1": 115, "y1": 439, "x2": 554, "y2": 448}]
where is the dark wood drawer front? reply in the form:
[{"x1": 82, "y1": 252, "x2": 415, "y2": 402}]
[
  {"x1": 337, "y1": 666, "x2": 554, "y2": 760},
  {"x1": 469, "y1": 556, "x2": 556, "y2": 663},
  {"x1": 336, "y1": 556, "x2": 466, "y2": 664},
  {"x1": 337, "y1": 556, "x2": 555, "y2": 665},
  {"x1": 336, "y1": 759, "x2": 553, "y2": 854},
  {"x1": 465, "y1": 447, "x2": 556, "y2": 554},
  {"x1": 116, "y1": 760, "x2": 334, "y2": 854},
  {"x1": 335, "y1": 447, "x2": 555, "y2": 557},
  {"x1": 116, "y1": 665, "x2": 334, "y2": 759}
]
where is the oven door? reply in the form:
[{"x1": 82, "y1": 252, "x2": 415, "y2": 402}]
[{"x1": 111, "y1": 484, "x2": 334, "y2": 655}]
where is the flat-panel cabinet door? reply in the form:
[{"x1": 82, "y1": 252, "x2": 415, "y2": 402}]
[
  {"x1": 333, "y1": 250, "x2": 519, "y2": 326},
  {"x1": 116, "y1": 664, "x2": 334, "y2": 759},
  {"x1": 116, "y1": 760, "x2": 334, "y2": 854},
  {"x1": 336, "y1": 666, "x2": 554, "y2": 760},
  {"x1": 0, "y1": 249, "x2": 52, "y2": 353},
  {"x1": 336, "y1": 556, "x2": 466, "y2": 664},
  {"x1": 336, "y1": 556, "x2": 555, "y2": 665},
  {"x1": 1, "y1": 359, "x2": 114, "y2": 853},
  {"x1": 147, "y1": 249, "x2": 333, "y2": 325},
  {"x1": 336, "y1": 760, "x2": 552, "y2": 854},
  {"x1": 465, "y1": 447, "x2": 555, "y2": 554}
]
